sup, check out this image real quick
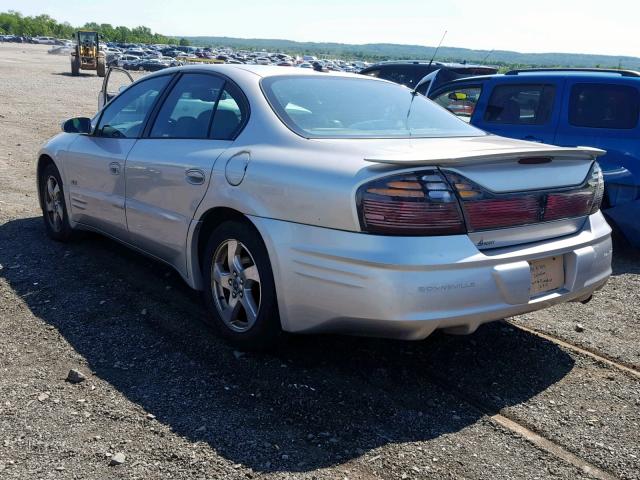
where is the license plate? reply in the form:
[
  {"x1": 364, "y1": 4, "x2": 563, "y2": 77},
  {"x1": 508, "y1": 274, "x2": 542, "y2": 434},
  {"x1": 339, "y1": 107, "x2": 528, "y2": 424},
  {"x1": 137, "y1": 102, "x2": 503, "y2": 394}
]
[{"x1": 529, "y1": 256, "x2": 565, "y2": 296}]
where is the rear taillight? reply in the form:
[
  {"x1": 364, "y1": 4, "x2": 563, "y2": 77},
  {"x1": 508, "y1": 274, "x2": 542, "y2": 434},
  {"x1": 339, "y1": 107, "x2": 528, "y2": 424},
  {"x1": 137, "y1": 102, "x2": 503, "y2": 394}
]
[
  {"x1": 587, "y1": 161, "x2": 604, "y2": 214},
  {"x1": 356, "y1": 162, "x2": 603, "y2": 236},
  {"x1": 445, "y1": 161, "x2": 605, "y2": 232},
  {"x1": 357, "y1": 170, "x2": 465, "y2": 235}
]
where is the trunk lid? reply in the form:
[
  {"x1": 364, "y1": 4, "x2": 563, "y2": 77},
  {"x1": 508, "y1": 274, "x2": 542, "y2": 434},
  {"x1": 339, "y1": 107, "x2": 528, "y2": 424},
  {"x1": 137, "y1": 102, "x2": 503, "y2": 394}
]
[{"x1": 360, "y1": 136, "x2": 605, "y2": 249}]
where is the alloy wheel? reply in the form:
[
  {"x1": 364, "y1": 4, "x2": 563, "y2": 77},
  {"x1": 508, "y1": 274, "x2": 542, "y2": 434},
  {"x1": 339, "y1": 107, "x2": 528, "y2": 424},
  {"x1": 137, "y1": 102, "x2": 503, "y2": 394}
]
[
  {"x1": 44, "y1": 175, "x2": 64, "y2": 233},
  {"x1": 211, "y1": 239, "x2": 262, "y2": 333}
]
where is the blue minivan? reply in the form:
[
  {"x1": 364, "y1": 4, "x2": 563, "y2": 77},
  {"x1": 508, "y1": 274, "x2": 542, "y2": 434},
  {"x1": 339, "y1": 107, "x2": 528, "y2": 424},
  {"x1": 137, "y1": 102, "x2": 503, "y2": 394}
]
[{"x1": 429, "y1": 68, "x2": 640, "y2": 247}]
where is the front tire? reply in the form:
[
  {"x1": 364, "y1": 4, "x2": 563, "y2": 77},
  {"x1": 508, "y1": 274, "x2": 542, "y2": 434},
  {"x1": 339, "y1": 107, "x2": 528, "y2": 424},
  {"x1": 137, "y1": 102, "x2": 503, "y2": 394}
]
[
  {"x1": 39, "y1": 163, "x2": 74, "y2": 242},
  {"x1": 71, "y1": 55, "x2": 80, "y2": 76},
  {"x1": 202, "y1": 220, "x2": 282, "y2": 350},
  {"x1": 96, "y1": 56, "x2": 106, "y2": 77}
]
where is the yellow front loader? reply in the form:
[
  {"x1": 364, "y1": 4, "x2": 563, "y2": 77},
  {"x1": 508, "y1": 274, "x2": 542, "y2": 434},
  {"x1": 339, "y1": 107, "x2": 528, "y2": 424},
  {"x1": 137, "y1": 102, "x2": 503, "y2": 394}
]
[{"x1": 70, "y1": 31, "x2": 106, "y2": 77}]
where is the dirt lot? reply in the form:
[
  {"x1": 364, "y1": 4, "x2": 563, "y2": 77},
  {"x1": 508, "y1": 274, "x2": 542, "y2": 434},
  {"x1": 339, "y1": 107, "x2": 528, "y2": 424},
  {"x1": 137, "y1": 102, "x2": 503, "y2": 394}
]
[{"x1": 0, "y1": 43, "x2": 639, "y2": 480}]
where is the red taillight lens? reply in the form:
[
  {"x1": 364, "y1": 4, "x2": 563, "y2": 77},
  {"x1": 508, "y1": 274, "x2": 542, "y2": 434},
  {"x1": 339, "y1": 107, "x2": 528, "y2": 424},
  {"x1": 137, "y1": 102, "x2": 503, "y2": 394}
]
[
  {"x1": 544, "y1": 191, "x2": 593, "y2": 220},
  {"x1": 464, "y1": 196, "x2": 539, "y2": 230},
  {"x1": 357, "y1": 171, "x2": 466, "y2": 235},
  {"x1": 445, "y1": 162, "x2": 605, "y2": 232}
]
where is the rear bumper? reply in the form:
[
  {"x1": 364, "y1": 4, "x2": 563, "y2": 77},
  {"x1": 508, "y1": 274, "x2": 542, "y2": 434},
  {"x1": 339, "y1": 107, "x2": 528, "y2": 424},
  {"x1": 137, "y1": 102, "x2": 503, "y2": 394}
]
[{"x1": 250, "y1": 212, "x2": 612, "y2": 340}]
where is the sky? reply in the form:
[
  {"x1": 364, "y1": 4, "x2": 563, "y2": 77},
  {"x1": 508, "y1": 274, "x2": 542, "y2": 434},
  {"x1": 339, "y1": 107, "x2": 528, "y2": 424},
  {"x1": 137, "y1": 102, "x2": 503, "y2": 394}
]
[{"x1": 5, "y1": 0, "x2": 640, "y2": 57}]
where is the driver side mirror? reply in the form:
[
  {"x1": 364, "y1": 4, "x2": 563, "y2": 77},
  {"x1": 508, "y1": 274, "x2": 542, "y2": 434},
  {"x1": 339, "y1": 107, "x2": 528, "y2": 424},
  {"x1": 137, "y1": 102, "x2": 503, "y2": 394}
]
[{"x1": 62, "y1": 117, "x2": 92, "y2": 134}]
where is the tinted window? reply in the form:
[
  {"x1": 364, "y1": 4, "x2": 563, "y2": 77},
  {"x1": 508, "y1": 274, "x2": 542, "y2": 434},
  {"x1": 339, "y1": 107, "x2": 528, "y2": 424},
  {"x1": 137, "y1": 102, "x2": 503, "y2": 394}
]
[
  {"x1": 150, "y1": 74, "x2": 224, "y2": 138},
  {"x1": 376, "y1": 65, "x2": 429, "y2": 89},
  {"x1": 433, "y1": 86, "x2": 483, "y2": 122},
  {"x1": 210, "y1": 83, "x2": 248, "y2": 140},
  {"x1": 97, "y1": 76, "x2": 170, "y2": 138},
  {"x1": 485, "y1": 84, "x2": 555, "y2": 125},
  {"x1": 262, "y1": 76, "x2": 485, "y2": 138},
  {"x1": 569, "y1": 83, "x2": 639, "y2": 129}
]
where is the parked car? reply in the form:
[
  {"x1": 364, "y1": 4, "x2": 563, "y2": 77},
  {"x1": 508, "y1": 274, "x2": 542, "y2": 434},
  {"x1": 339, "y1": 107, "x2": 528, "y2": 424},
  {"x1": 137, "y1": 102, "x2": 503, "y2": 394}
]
[
  {"x1": 32, "y1": 36, "x2": 56, "y2": 45},
  {"x1": 361, "y1": 60, "x2": 498, "y2": 94},
  {"x1": 125, "y1": 58, "x2": 169, "y2": 71},
  {"x1": 37, "y1": 65, "x2": 611, "y2": 350},
  {"x1": 112, "y1": 54, "x2": 141, "y2": 67},
  {"x1": 429, "y1": 68, "x2": 640, "y2": 247}
]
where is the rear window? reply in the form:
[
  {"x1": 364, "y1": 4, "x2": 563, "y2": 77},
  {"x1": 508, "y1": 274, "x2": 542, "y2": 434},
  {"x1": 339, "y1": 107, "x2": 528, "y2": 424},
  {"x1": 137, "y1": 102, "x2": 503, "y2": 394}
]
[
  {"x1": 261, "y1": 75, "x2": 485, "y2": 139},
  {"x1": 569, "y1": 83, "x2": 639, "y2": 129},
  {"x1": 372, "y1": 66, "x2": 429, "y2": 89},
  {"x1": 485, "y1": 84, "x2": 555, "y2": 125}
]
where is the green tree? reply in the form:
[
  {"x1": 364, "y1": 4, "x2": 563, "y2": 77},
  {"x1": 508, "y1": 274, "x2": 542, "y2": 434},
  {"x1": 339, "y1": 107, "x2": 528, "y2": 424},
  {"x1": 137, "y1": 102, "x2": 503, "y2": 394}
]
[{"x1": 179, "y1": 37, "x2": 191, "y2": 46}]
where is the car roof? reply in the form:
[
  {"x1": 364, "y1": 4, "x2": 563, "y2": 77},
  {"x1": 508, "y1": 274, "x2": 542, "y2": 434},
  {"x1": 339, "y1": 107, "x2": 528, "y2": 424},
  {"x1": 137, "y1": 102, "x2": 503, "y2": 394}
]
[
  {"x1": 144, "y1": 63, "x2": 365, "y2": 80},
  {"x1": 431, "y1": 68, "x2": 640, "y2": 89},
  {"x1": 366, "y1": 60, "x2": 491, "y2": 69}
]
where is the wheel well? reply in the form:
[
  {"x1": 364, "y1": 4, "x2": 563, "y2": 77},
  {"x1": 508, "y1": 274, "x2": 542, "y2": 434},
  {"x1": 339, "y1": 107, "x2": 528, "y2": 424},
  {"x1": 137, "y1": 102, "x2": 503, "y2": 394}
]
[
  {"x1": 196, "y1": 207, "x2": 252, "y2": 271},
  {"x1": 37, "y1": 154, "x2": 55, "y2": 208},
  {"x1": 37, "y1": 154, "x2": 55, "y2": 178}
]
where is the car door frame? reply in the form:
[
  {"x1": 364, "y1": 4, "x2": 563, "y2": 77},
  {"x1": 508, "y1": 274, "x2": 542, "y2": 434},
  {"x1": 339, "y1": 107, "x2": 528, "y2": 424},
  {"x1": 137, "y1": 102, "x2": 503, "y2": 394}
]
[
  {"x1": 98, "y1": 66, "x2": 133, "y2": 110},
  {"x1": 470, "y1": 76, "x2": 566, "y2": 144}
]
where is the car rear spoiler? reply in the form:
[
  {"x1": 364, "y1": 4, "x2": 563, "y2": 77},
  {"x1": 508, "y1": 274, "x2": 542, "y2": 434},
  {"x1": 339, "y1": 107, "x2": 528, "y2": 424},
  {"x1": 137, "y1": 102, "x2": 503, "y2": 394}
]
[{"x1": 364, "y1": 146, "x2": 605, "y2": 167}]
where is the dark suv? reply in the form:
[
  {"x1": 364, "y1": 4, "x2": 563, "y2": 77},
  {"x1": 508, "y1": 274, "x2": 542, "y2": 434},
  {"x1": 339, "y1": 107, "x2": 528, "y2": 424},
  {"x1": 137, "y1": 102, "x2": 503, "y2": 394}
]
[
  {"x1": 360, "y1": 61, "x2": 497, "y2": 94},
  {"x1": 429, "y1": 68, "x2": 640, "y2": 247}
]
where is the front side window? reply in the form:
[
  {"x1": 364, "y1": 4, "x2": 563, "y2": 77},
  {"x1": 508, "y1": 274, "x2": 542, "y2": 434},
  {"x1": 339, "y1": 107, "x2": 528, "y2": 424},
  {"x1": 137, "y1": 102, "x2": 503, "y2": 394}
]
[
  {"x1": 433, "y1": 86, "x2": 483, "y2": 122},
  {"x1": 569, "y1": 83, "x2": 639, "y2": 129},
  {"x1": 150, "y1": 74, "x2": 224, "y2": 138},
  {"x1": 96, "y1": 75, "x2": 171, "y2": 138},
  {"x1": 261, "y1": 76, "x2": 484, "y2": 139},
  {"x1": 484, "y1": 84, "x2": 555, "y2": 125}
]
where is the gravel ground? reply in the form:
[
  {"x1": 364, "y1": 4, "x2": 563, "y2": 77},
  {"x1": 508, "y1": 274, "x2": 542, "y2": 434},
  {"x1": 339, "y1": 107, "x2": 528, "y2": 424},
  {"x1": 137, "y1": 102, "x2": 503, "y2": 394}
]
[{"x1": 0, "y1": 43, "x2": 639, "y2": 480}]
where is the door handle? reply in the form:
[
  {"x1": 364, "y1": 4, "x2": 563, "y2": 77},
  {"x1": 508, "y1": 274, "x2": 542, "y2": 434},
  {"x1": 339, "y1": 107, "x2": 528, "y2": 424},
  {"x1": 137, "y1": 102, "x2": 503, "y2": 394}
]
[
  {"x1": 185, "y1": 168, "x2": 205, "y2": 185},
  {"x1": 109, "y1": 162, "x2": 120, "y2": 175}
]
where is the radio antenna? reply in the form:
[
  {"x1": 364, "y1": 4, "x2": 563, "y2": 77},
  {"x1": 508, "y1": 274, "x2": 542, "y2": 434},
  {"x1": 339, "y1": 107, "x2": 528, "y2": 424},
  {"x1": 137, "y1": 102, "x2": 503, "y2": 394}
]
[
  {"x1": 427, "y1": 30, "x2": 447, "y2": 68},
  {"x1": 481, "y1": 49, "x2": 494, "y2": 64}
]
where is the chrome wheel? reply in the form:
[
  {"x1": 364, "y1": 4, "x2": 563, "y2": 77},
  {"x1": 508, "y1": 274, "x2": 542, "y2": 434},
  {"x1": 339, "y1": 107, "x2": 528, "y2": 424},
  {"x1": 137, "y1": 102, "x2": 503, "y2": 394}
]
[
  {"x1": 44, "y1": 175, "x2": 64, "y2": 233},
  {"x1": 211, "y1": 239, "x2": 261, "y2": 333}
]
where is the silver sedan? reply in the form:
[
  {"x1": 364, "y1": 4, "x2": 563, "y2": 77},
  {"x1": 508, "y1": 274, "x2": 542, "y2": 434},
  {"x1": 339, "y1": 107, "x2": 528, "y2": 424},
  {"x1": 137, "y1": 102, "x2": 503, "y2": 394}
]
[{"x1": 37, "y1": 65, "x2": 612, "y2": 349}]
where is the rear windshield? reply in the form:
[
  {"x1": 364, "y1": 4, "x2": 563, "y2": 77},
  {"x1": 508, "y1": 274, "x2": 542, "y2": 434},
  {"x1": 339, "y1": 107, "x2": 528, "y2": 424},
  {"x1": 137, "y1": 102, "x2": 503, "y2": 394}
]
[{"x1": 261, "y1": 75, "x2": 486, "y2": 139}]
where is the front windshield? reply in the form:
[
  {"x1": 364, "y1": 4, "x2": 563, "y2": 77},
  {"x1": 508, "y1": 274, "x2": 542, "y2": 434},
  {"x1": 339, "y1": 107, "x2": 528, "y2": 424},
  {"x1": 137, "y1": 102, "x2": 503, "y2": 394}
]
[{"x1": 261, "y1": 75, "x2": 486, "y2": 138}]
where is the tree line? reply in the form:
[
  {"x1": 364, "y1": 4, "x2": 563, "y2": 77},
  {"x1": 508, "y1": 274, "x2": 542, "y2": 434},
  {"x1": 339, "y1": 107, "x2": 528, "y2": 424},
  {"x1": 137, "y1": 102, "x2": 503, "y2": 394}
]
[{"x1": 0, "y1": 11, "x2": 190, "y2": 45}]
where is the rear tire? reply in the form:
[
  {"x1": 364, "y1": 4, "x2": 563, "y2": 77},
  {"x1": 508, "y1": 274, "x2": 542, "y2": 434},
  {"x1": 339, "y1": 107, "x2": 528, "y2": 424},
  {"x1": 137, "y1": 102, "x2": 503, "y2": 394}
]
[
  {"x1": 96, "y1": 56, "x2": 106, "y2": 77},
  {"x1": 39, "y1": 163, "x2": 74, "y2": 242},
  {"x1": 71, "y1": 55, "x2": 80, "y2": 76},
  {"x1": 202, "y1": 220, "x2": 282, "y2": 351}
]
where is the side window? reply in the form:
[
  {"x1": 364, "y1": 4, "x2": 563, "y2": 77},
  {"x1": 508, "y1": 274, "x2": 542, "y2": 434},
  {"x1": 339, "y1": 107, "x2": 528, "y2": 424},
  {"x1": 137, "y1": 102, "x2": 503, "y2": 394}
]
[
  {"x1": 150, "y1": 74, "x2": 224, "y2": 138},
  {"x1": 569, "y1": 83, "x2": 639, "y2": 129},
  {"x1": 433, "y1": 86, "x2": 482, "y2": 121},
  {"x1": 210, "y1": 83, "x2": 248, "y2": 140},
  {"x1": 484, "y1": 84, "x2": 555, "y2": 125},
  {"x1": 96, "y1": 75, "x2": 171, "y2": 138}
]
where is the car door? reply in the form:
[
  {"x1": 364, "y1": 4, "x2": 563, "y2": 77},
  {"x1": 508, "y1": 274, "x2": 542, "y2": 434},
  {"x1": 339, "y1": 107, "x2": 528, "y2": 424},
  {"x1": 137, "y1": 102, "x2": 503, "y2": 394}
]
[
  {"x1": 470, "y1": 78, "x2": 564, "y2": 144},
  {"x1": 98, "y1": 66, "x2": 133, "y2": 109},
  {"x1": 555, "y1": 79, "x2": 640, "y2": 210},
  {"x1": 64, "y1": 74, "x2": 172, "y2": 238},
  {"x1": 124, "y1": 73, "x2": 249, "y2": 267}
]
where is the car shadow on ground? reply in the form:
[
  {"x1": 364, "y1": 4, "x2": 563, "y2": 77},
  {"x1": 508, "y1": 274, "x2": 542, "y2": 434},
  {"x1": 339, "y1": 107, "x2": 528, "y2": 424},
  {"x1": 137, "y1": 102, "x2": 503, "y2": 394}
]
[
  {"x1": 0, "y1": 216, "x2": 577, "y2": 473},
  {"x1": 51, "y1": 72, "x2": 101, "y2": 78}
]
